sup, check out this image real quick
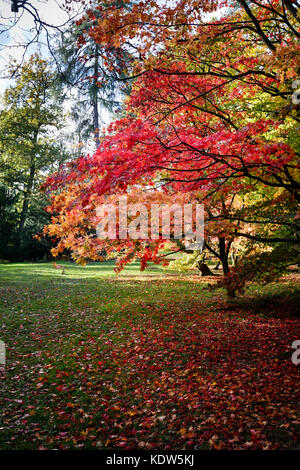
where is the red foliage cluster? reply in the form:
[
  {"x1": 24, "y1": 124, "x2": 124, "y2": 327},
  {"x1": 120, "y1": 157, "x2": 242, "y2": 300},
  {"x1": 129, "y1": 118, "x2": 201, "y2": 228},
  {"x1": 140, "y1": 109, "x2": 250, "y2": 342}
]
[{"x1": 43, "y1": 0, "x2": 299, "y2": 287}]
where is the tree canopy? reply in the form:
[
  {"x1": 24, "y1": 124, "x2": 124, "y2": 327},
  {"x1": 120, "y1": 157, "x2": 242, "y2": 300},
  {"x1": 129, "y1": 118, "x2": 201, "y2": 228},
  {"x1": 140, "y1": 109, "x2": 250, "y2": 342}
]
[
  {"x1": 0, "y1": 53, "x2": 67, "y2": 259},
  {"x1": 42, "y1": 0, "x2": 300, "y2": 296}
]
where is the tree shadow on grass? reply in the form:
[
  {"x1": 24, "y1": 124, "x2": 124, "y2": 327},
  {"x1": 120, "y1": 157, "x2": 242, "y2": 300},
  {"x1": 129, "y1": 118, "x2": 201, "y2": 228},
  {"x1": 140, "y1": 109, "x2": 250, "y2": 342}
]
[{"x1": 224, "y1": 288, "x2": 300, "y2": 318}]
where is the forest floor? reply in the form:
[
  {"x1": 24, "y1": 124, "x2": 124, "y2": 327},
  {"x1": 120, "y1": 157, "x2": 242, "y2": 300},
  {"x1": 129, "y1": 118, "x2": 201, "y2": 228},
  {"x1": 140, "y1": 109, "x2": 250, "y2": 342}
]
[{"x1": 0, "y1": 261, "x2": 299, "y2": 450}]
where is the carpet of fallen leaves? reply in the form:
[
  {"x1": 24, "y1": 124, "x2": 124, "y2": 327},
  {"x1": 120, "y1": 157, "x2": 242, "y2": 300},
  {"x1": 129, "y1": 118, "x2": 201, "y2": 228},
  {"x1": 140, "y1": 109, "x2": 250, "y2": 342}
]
[{"x1": 0, "y1": 268, "x2": 299, "y2": 450}]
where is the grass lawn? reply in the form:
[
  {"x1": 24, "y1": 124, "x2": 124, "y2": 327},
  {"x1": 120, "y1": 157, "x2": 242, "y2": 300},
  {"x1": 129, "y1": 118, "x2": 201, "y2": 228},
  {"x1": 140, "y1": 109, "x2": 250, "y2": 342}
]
[{"x1": 0, "y1": 261, "x2": 299, "y2": 450}]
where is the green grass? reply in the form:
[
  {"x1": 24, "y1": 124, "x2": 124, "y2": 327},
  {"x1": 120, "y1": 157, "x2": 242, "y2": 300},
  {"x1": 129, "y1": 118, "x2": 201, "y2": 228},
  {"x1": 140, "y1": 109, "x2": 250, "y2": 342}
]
[
  {"x1": 0, "y1": 259, "x2": 165, "y2": 282},
  {"x1": 0, "y1": 262, "x2": 299, "y2": 450}
]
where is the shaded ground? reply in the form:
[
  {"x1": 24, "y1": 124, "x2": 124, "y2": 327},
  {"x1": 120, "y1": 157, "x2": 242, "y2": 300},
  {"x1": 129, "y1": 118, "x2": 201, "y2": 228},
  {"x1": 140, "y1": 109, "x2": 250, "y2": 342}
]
[{"x1": 0, "y1": 262, "x2": 299, "y2": 450}]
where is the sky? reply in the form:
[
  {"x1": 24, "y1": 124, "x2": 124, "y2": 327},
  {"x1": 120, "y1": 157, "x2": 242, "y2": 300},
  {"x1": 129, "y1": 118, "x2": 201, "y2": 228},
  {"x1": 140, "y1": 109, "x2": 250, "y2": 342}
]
[
  {"x1": 0, "y1": 0, "x2": 82, "y2": 91},
  {"x1": 0, "y1": 0, "x2": 112, "y2": 133},
  {"x1": 0, "y1": 1, "x2": 226, "y2": 131}
]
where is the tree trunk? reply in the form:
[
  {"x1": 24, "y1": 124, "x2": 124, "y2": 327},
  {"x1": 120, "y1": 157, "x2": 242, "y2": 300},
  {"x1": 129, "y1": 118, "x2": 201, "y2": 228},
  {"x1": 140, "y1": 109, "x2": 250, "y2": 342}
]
[
  {"x1": 204, "y1": 238, "x2": 236, "y2": 298},
  {"x1": 219, "y1": 237, "x2": 236, "y2": 298},
  {"x1": 197, "y1": 261, "x2": 215, "y2": 276},
  {"x1": 93, "y1": 44, "x2": 100, "y2": 147},
  {"x1": 16, "y1": 128, "x2": 38, "y2": 251},
  {"x1": 16, "y1": 157, "x2": 35, "y2": 250},
  {"x1": 222, "y1": 261, "x2": 236, "y2": 298},
  {"x1": 221, "y1": 258, "x2": 229, "y2": 275}
]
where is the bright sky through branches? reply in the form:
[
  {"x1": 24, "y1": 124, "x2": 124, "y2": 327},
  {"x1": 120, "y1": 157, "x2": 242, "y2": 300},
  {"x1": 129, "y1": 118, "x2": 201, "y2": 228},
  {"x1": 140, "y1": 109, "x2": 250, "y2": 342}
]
[{"x1": 0, "y1": 0, "x2": 82, "y2": 90}]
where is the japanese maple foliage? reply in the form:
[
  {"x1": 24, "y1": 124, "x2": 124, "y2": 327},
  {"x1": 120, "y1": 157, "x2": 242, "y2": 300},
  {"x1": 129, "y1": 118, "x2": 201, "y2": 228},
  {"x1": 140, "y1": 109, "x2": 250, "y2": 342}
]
[{"x1": 43, "y1": 0, "x2": 299, "y2": 293}]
